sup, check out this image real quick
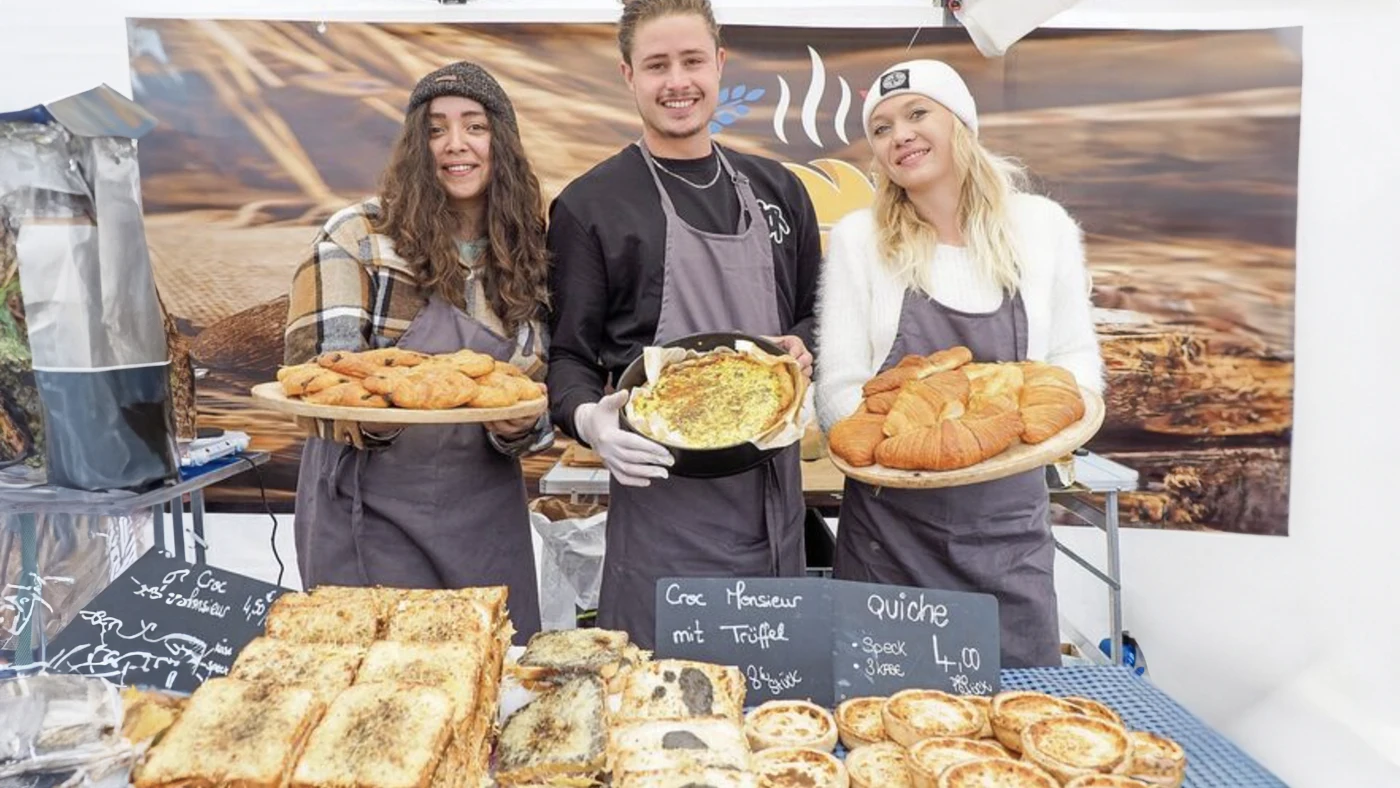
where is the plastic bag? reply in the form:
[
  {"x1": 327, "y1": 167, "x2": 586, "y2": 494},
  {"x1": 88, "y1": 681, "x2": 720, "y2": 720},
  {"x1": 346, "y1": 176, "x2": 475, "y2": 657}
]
[
  {"x1": 0, "y1": 89, "x2": 177, "y2": 492},
  {"x1": 529, "y1": 497, "x2": 607, "y2": 632}
]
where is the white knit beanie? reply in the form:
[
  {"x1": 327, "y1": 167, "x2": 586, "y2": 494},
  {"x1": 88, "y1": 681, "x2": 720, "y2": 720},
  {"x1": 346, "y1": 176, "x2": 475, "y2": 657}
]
[{"x1": 861, "y1": 59, "x2": 979, "y2": 138}]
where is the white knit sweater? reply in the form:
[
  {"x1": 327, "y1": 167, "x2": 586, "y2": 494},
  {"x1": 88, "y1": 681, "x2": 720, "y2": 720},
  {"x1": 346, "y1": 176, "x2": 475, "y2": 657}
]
[{"x1": 815, "y1": 193, "x2": 1105, "y2": 432}]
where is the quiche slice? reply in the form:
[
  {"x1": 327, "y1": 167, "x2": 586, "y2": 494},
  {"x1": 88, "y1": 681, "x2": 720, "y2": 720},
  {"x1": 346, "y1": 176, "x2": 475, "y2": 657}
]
[{"x1": 629, "y1": 351, "x2": 795, "y2": 449}]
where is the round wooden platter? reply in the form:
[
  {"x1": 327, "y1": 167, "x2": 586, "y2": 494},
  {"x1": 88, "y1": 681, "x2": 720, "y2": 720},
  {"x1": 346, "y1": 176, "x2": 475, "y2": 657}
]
[
  {"x1": 250, "y1": 382, "x2": 547, "y2": 424},
  {"x1": 830, "y1": 387, "x2": 1105, "y2": 489}
]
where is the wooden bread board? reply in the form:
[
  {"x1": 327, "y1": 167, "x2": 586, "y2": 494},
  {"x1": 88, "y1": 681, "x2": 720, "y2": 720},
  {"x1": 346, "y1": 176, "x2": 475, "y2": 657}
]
[
  {"x1": 831, "y1": 387, "x2": 1105, "y2": 489},
  {"x1": 250, "y1": 382, "x2": 547, "y2": 424}
]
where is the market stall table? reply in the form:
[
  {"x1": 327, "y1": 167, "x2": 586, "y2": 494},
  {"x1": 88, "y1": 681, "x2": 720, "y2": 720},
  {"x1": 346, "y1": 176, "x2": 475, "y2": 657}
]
[{"x1": 0, "y1": 451, "x2": 271, "y2": 667}]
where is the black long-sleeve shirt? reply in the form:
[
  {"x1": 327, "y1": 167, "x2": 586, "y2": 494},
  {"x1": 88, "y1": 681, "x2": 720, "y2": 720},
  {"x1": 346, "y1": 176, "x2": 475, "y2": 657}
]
[{"x1": 545, "y1": 143, "x2": 822, "y2": 437}]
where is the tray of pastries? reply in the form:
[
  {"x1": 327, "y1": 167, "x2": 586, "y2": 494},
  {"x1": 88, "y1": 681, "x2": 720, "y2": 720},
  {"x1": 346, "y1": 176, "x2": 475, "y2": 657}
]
[
  {"x1": 826, "y1": 346, "x2": 1104, "y2": 489},
  {"x1": 252, "y1": 347, "x2": 547, "y2": 424}
]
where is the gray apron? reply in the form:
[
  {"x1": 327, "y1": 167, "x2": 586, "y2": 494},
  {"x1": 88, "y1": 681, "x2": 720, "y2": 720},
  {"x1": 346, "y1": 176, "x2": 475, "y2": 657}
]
[
  {"x1": 832, "y1": 288, "x2": 1060, "y2": 668},
  {"x1": 596, "y1": 141, "x2": 806, "y2": 648},
  {"x1": 293, "y1": 294, "x2": 542, "y2": 643}
]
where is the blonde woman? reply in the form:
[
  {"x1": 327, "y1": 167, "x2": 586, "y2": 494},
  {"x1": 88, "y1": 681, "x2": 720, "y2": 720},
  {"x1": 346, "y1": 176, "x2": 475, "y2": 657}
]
[{"x1": 814, "y1": 60, "x2": 1104, "y2": 667}]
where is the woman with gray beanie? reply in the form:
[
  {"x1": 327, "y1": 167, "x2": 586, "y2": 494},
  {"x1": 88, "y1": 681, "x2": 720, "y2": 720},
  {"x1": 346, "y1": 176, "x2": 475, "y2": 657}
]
[{"x1": 283, "y1": 61, "x2": 550, "y2": 641}]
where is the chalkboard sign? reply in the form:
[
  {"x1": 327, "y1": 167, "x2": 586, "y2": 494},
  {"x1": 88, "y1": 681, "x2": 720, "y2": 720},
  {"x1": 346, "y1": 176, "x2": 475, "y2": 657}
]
[
  {"x1": 44, "y1": 550, "x2": 287, "y2": 692},
  {"x1": 657, "y1": 577, "x2": 1000, "y2": 707},
  {"x1": 832, "y1": 580, "x2": 1000, "y2": 702},
  {"x1": 655, "y1": 577, "x2": 832, "y2": 703}
]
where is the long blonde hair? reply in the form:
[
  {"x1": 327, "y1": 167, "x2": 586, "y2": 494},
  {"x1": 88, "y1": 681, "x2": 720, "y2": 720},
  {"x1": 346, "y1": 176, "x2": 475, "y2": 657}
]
[{"x1": 873, "y1": 121, "x2": 1027, "y2": 296}]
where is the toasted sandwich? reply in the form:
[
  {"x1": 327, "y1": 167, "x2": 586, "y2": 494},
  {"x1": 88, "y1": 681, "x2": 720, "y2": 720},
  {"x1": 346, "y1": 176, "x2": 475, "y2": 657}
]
[
  {"x1": 264, "y1": 591, "x2": 380, "y2": 645},
  {"x1": 608, "y1": 718, "x2": 750, "y2": 779},
  {"x1": 290, "y1": 683, "x2": 455, "y2": 788},
  {"x1": 354, "y1": 641, "x2": 486, "y2": 746},
  {"x1": 133, "y1": 678, "x2": 322, "y2": 788},
  {"x1": 228, "y1": 637, "x2": 366, "y2": 705},
  {"x1": 616, "y1": 660, "x2": 746, "y2": 723},
  {"x1": 495, "y1": 675, "x2": 608, "y2": 786},
  {"x1": 512, "y1": 628, "x2": 649, "y2": 690}
]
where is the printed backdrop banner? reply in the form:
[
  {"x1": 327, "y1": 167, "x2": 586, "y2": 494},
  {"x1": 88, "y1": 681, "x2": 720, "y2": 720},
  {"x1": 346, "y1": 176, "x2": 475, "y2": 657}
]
[{"x1": 124, "y1": 20, "x2": 1301, "y2": 534}]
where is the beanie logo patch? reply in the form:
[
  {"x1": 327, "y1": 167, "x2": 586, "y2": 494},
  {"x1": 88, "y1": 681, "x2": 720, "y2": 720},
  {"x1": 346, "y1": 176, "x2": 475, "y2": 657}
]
[{"x1": 880, "y1": 69, "x2": 909, "y2": 95}]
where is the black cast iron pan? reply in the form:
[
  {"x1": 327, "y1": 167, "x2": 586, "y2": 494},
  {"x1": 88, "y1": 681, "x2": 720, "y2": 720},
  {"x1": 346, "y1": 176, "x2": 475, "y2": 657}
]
[{"x1": 616, "y1": 331, "x2": 792, "y2": 479}]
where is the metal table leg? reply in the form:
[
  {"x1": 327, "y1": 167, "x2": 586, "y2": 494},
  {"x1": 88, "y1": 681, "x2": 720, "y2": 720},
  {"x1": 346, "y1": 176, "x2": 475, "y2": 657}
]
[
  {"x1": 1107, "y1": 490, "x2": 1123, "y2": 666},
  {"x1": 15, "y1": 512, "x2": 37, "y2": 666},
  {"x1": 191, "y1": 489, "x2": 206, "y2": 565},
  {"x1": 171, "y1": 495, "x2": 186, "y2": 563},
  {"x1": 150, "y1": 504, "x2": 165, "y2": 555}
]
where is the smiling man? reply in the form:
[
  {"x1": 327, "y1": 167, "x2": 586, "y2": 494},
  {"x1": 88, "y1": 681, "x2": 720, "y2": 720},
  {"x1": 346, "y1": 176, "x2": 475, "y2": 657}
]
[{"x1": 545, "y1": 0, "x2": 823, "y2": 647}]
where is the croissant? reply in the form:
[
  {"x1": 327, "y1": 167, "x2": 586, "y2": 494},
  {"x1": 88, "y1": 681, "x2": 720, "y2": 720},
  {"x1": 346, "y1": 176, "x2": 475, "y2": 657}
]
[
  {"x1": 384, "y1": 367, "x2": 480, "y2": 410},
  {"x1": 861, "y1": 346, "x2": 974, "y2": 397},
  {"x1": 1018, "y1": 363, "x2": 1085, "y2": 443},
  {"x1": 829, "y1": 346, "x2": 1086, "y2": 472},
  {"x1": 828, "y1": 412, "x2": 888, "y2": 467},
  {"x1": 882, "y1": 372, "x2": 970, "y2": 437}
]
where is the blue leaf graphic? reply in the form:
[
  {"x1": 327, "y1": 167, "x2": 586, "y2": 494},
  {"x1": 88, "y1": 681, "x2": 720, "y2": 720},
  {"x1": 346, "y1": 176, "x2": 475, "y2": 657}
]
[
  {"x1": 733, "y1": 104, "x2": 750, "y2": 117},
  {"x1": 709, "y1": 120, "x2": 723, "y2": 134},
  {"x1": 716, "y1": 111, "x2": 737, "y2": 125},
  {"x1": 745, "y1": 87, "x2": 765, "y2": 102},
  {"x1": 731, "y1": 83, "x2": 747, "y2": 96},
  {"x1": 718, "y1": 86, "x2": 731, "y2": 102}
]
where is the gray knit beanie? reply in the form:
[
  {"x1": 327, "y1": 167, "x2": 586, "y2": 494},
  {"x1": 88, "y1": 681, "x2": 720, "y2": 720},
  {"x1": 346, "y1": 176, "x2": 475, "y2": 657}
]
[{"x1": 406, "y1": 61, "x2": 517, "y2": 129}]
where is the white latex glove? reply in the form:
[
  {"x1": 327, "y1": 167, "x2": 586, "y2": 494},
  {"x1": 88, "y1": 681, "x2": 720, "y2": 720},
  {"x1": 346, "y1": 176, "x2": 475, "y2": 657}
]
[{"x1": 573, "y1": 391, "x2": 673, "y2": 487}]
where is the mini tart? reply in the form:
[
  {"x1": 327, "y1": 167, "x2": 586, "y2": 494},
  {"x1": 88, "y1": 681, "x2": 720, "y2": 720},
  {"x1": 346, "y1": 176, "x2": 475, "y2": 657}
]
[
  {"x1": 845, "y1": 741, "x2": 913, "y2": 788},
  {"x1": 1124, "y1": 731, "x2": 1187, "y2": 787},
  {"x1": 883, "y1": 689, "x2": 982, "y2": 747},
  {"x1": 962, "y1": 694, "x2": 994, "y2": 738},
  {"x1": 908, "y1": 737, "x2": 1012, "y2": 788},
  {"x1": 1063, "y1": 777, "x2": 1151, "y2": 787},
  {"x1": 745, "y1": 700, "x2": 839, "y2": 753},
  {"x1": 751, "y1": 747, "x2": 849, "y2": 788},
  {"x1": 936, "y1": 757, "x2": 1059, "y2": 788},
  {"x1": 1019, "y1": 714, "x2": 1133, "y2": 784},
  {"x1": 1065, "y1": 696, "x2": 1124, "y2": 727},
  {"x1": 835, "y1": 696, "x2": 888, "y2": 750},
  {"x1": 989, "y1": 691, "x2": 1083, "y2": 753}
]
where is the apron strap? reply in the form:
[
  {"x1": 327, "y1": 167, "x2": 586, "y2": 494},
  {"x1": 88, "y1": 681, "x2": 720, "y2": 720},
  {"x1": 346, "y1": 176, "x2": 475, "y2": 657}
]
[
  {"x1": 762, "y1": 459, "x2": 783, "y2": 573},
  {"x1": 329, "y1": 444, "x2": 374, "y2": 586}
]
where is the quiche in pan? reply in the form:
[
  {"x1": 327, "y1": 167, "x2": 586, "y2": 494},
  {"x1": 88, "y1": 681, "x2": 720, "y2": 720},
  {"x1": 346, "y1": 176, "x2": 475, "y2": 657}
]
[{"x1": 628, "y1": 348, "x2": 796, "y2": 449}]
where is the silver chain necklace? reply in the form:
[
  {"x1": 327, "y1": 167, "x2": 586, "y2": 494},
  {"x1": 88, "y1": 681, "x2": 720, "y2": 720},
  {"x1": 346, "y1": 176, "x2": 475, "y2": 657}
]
[{"x1": 653, "y1": 153, "x2": 723, "y2": 189}]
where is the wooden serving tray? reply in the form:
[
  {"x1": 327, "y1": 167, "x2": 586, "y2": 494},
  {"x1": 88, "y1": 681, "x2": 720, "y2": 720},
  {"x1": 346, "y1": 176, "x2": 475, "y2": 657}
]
[
  {"x1": 830, "y1": 387, "x2": 1106, "y2": 489},
  {"x1": 250, "y1": 382, "x2": 547, "y2": 424}
]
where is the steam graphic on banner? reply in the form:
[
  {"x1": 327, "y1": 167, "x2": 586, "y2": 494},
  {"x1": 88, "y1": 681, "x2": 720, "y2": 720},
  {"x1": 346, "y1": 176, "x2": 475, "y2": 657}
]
[{"x1": 771, "y1": 46, "x2": 855, "y2": 147}]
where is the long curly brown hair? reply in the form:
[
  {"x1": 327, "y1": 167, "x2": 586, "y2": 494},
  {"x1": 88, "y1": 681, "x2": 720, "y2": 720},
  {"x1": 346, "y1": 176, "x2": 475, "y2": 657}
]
[{"x1": 373, "y1": 103, "x2": 550, "y2": 335}]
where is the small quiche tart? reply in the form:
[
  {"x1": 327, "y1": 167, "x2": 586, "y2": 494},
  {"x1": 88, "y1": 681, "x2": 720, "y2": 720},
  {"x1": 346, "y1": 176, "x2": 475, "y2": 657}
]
[
  {"x1": 745, "y1": 700, "x2": 839, "y2": 752},
  {"x1": 835, "y1": 696, "x2": 888, "y2": 750},
  {"x1": 960, "y1": 694, "x2": 995, "y2": 738},
  {"x1": 1065, "y1": 696, "x2": 1124, "y2": 728},
  {"x1": 1124, "y1": 731, "x2": 1187, "y2": 787},
  {"x1": 937, "y1": 757, "x2": 1060, "y2": 788},
  {"x1": 909, "y1": 737, "x2": 1012, "y2": 788},
  {"x1": 751, "y1": 746, "x2": 848, "y2": 788},
  {"x1": 1019, "y1": 714, "x2": 1133, "y2": 784},
  {"x1": 845, "y1": 741, "x2": 913, "y2": 788},
  {"x1": 883, "y1": 689, "x2": 983, "y2": 747},
  {"x1": 989, "y1": 691, "x2": 1083, "y2": 754},
  {"x1": 1063, "y1": 776, "x2": 1152, "y2": 787}
]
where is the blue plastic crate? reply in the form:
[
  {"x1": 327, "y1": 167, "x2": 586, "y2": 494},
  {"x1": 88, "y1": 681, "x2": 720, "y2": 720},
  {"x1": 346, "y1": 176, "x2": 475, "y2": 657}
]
[{"x1": 1002, "y1": 666, "x2": 1286, "y2": 787}]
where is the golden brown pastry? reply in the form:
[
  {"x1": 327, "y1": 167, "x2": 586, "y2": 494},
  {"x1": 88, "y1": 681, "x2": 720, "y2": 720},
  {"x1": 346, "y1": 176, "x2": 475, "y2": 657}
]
[
  {"x1": 469, "y1": 371, "x2": 521, "y2": 409},
  {"x1": 751, "y1": 747, "x2": 848, "y2": 788},
  {"x1": 908, "y1": 736, "x2": 1010, "y2": 788},
  {"x1": 302, "y1": 381, "x2": 390, "y2": 408},
  {"x1": 744, "y1": 700, "x2": 839, "y2": 752},
  {"x1": 1065, "y1": 696, "x2": 1123, "y2": 728},
  {"x1": 936, "y1": 758, "x2": 1058, "y2": 788},
  {"x1": 360, "y1": 366, "x2": 415, "y2": 396},
  {"x1": 845, "y1": 741, "x2": 912, "y2": 788},
  {"x1": 1123, "y1": 731, "x2": 1187, "y2": 787},
  {"x1": 961, "y1": 694, "x2": 995, "y2": 739},
  {"x1": 990, "y1": 691, "x2": 1083, "y2": 754},
  {"x1": 1018, "y1": 362, "x2": 1086, "y2": 443},
  {"x1": 385, "y1": 367, "x2": 479, "y2": 410},
  {"x1": 1063, "y1": 777, "x2": 1152, "y2": 788},
  {"x1": 835, "y1": 696, "x2": 888, "y2": 750},
  {"x1": 432, "y1": 349, "x2": 496, "y2": 377},
  {"x1": 278, "y1": 364, "x2": 352, "y2": 397},
  {"x1": 882, "y1": 373, "x2": 970, "y2": 437},
  {"x1": 865, "y1": 389, "x2": 900, "y2": 415},
  {"x1": 1019, "y1": 714, "x2": 1133, "y2": 784},
  {"x1": 316, "y1": 348, "x2": 422, "y2": 377},
  {"x1": 827, "y1": 413, "x2": 888, "y2": 468},
  {"x1": 882, "y1": 689, "x2": 983, "y2": 746},
  {"x1": 862, "y1": 347, "x2": 973, "y2": 397}
]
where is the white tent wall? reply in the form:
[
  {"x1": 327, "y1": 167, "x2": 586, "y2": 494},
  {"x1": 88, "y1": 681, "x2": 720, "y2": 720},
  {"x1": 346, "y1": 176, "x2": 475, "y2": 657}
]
[{"x1": 3, "y1": 1, "x2": 1398, "y2": 784}]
